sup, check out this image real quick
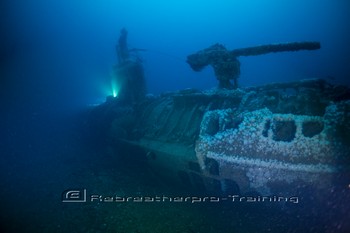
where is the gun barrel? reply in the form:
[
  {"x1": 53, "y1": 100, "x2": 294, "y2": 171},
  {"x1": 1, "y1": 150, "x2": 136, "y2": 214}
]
[{"x1": 230, "y1": 41, "x2": 321, "y2": 57}]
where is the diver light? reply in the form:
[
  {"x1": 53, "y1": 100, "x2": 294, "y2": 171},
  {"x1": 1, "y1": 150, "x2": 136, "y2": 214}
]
[
  {"x1": 111, "y1": 74, "x2": 119, "y2": 98},
  {"x1": 113, "y1": 89, "x2": 118, "y2": 98}
]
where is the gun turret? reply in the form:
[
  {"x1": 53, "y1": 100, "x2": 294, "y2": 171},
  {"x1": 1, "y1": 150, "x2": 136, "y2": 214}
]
[{"x1": 187, "y1": 41, "x2": 321, "y2": 89}]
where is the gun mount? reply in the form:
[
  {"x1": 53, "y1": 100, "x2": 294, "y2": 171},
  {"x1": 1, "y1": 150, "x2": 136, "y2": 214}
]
[{"x1": 187, "y1": 42, "x2": 321, "y2": 89}]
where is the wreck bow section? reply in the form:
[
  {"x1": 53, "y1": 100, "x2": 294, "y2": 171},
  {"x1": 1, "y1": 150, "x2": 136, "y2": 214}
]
[{"x1": 89, "y1": 79, "x2": 350, "y2": 197}]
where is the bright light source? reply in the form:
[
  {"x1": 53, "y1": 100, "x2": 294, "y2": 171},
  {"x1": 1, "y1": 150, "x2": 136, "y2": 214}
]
[{"x1": 110, "y1": 74, "x2": 120, "y2": 98}]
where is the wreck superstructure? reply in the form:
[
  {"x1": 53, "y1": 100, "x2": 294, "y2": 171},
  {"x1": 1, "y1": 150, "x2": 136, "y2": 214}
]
[
  {"x1": 89, "y1": 78, "x2": 350, "y2": 199},
  {"x1": 87, "y1": 35, "x2": 350, "y2": 201}
]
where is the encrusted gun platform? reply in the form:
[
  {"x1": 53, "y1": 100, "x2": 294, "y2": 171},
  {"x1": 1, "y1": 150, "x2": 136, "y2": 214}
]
[
  {"x1": 187, "y1": 42, "x2": 321, "y2": 89},
  {"x1": 88, "y1": 79, "x2": 350, "y2": 199}
]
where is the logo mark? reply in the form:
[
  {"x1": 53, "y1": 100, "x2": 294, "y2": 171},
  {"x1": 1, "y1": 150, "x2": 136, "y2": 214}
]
[{"x1": 62, "y1": 189, "x2": 87, "y2": 202}]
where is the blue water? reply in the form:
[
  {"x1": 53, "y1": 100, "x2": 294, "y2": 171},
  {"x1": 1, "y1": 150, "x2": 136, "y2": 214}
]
[{"x1": 1, "y1": 0, "x2": 350, "y2": 232}]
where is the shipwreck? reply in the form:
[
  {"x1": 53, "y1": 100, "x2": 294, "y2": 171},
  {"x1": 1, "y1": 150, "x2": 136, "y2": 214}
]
[{"x1": 87, "y1": 35, "x2": 350, "y2": 202}]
